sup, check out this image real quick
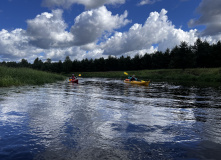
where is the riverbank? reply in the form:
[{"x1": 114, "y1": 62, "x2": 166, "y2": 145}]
[
  {"x1": 0, "y1": 66, "x2": 66, "y2": 87},
  {"x1": 1, "y1": 66, "x2": 220, "y2": 87},
  {"x1": 73, "y1": 68, "x2": 221, "y2": 83}
]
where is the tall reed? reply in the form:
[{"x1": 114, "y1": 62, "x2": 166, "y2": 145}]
[{"x1": 0, "y1": 66, "x2": 66, "y2": 87}]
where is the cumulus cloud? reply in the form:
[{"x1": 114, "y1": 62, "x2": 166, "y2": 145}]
[
  {"x1": 0, "y1": 6, "x2": 131, "y2": 62},
  {"x1": 71, "y1": 6, "x2": 130, "y2": 45},
  {"x1": 188, "y1": 0, "x2": 221, "y2": 36},
  {"x1": 138, "y1": 0, "x2": 161, "y2": 6},
  {"x1": 82, "y1": 49, "x2": 106, "y2": 60},
  {"x1": 100, "y1": 9, "x2": 197, "y2": 55},
  {"x1": 44, "y1": 46, "x2": 86, "y2": 61},
  {"x1": 26, "y1": 9, "x2": 73, "y2": 49},
  {"x1": 2, "y1": 4, "x2": 216, "y2": 63},
  {"x1": 26, "y1": 7, "x2": 130, "y2": 48},
  {"x1": 158, "y1": 28, "x2": 197, "y2": 51},
  {"x1": 0, "y1": 9, "x2": 78, "y2": 62},
  {"x1": 123, "y1": 46, "x2": 158, "y2": 58},
  {"x1": 0, "y1": 28, "x2": 43, "y2": 61},
  {"x1": 42, "y1": 0, "x2": 125, "y2": 9},
  {"x1": 45, "y1": 46, "x2": 105, "y2": 61}
]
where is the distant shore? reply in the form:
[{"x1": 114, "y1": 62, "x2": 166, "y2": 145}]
[
  {"x1": 1, "y1": 66, "x2": 220, "y2": 87},
  {"x1": 0, "y1": 66, "x2": 66, "y2": 87},
  {"x1": 73, "y1": 68, "x2": 221, "y2": 85}
]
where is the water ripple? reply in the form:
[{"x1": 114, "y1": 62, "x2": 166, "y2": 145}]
[{"x1": 1, "y1": 78, "x2": 221, "y2": 159}]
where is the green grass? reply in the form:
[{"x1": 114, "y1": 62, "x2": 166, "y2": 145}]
[
  {"x1": 2, "y1": 66, "x2": 220, "y2": 87},
  {"x1": 73, "y1": 68, "x2": 221, "y2": 83},
  {"x1": 0, "y1": 66, "x2": 66, "y2": 87}
]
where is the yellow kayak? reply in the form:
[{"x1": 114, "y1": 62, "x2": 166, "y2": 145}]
[{"x1": 124, "y1": 79, "x2": 150, "y2": 86}]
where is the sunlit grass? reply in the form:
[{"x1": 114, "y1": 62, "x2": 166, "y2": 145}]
[{"x1": 0, "y1": 66, "x2": 66, "y2": 87}]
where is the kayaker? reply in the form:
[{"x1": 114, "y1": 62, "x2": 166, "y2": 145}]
[
  {"x1": 130, "y1": 75, "x2": 136, "y2": 81},
  {"x1": 72, "y1": 74, "x2": 76, "y2": 80}
]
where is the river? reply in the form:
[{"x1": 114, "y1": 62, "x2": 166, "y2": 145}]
[{"x1": 0, "y1": 78, "x2": 221, "y2": 160}]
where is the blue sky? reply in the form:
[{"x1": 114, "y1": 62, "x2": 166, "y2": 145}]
[{"x1": 0, "y1": 0, "x2": 220, "y2": 62}]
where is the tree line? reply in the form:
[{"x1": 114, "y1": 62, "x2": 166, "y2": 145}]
[{"x1": 1, "y1": 38, "x2": 221, "y2": 73}]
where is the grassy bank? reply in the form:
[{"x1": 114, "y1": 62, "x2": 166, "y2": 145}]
[
  {"x1": 73, "y1": 68, "x2": 221, "y2": 83},
  {"x1": 2, "y1": 66, "x2": 220, "y2": 87},
  {"x1": 0, "y1": 66, "x2": 66, "y2": 87}
]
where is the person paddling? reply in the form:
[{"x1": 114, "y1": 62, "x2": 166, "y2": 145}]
[
  {"x1": 69, "y1": 74, "x2": 77, "y2": 81},
  {"x1": 72, "y1": 74, "x2": 76, "y2": 80},
  {"x1": 129, "y1": 75, "x2": 137, "y2": 81}
]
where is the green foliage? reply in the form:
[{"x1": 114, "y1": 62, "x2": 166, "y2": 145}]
[
  {"x1": 19, "y1": 59, "x2": 30, "y2": 68},
  {"x1": 0, "y1": 66, "x2": 66, "y2": 87},
  {"x1": 33, "y1": 57, "x2": 43, "y2": 70},
  {"x1": 63, "y1": 56, "x2": 72, "y2": 73},
  {"x1": 169, "y1": 42, "x2": 196, "y2": 69}
]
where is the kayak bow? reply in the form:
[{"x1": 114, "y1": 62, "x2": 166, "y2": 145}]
[{"x1": 69, "y1": 78, "x2": 78, "y2": 84}]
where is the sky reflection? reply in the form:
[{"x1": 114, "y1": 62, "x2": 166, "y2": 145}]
[{"x1": 1, "y1": 79, "x2": 221, "y2": 159}]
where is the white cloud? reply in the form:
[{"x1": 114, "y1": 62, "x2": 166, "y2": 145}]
[
  {"x1": 42, "y1": 0, "x2": 125, "y2": 9},
  {"x1": 158, "y1": 28, "x2": 197, "y2": 51},
  {"x1": 123, "y1": 46, "x2": 158, "y2": 58},
  {"x1": 0, "y1": 28, "x2": 43, "y2": 61},
  {"x1": 0, "y1": 7, "x2": 131, "y2": 62},
  {"x1": 1, "y1": 4, "x2": 220, "y2": 63},
  {"x1": 80, "y1": 42, "x2": 97, "y2": 51},
  {"x1": 99, "y1": 9, "x2": 198, "y2": 56},
  {"x1": 26, "y1": 7, "x2": 130, "y2": 48},
  {"x1": 71, "y1": 6, "x2": 130, "y2": 45},
  {"x1": 82, "y1": 49, "x2": 106, "y2": 60},
  {"x1": 0, "y1": 9, "x2": 78, "y2": 62},
  {"x1": 26, "y1": 9, "x2": 74, "y2": 49},
  {"x1": 138, "y1": 0, "x2": 161, "y2": 6},
  {"x1": 44, "y1": 47, "x2": 85, "y2": 61}
]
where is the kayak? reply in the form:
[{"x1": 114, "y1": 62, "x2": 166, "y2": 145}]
[
  {"x1": 69, "y1": 78, "x2": 78, "y2": 84},
  {"x1": 124, "y1": 79, "x2": 150, "y2": 86},
  {"x1": 69, "y1": 79, "x2": 78, "y2": 83}
]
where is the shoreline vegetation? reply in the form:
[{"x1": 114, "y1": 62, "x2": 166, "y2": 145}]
[
  {"x1": 1, "y1": 66, "x2": 221, "y2": 87},
  {"x1": 74, "y1": 68, "x2": 221, "y2": 86},
  {"x1": 0, "y1": 66, "x2": 66, "y2": 87}
]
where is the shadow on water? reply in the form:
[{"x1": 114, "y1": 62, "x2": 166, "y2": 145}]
[{"x1": 1, "y1": 78, "x2": 221, "y2": 160}]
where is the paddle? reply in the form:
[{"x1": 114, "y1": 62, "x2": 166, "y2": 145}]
[{"x1": 124, "y1": 72, "x2": 128, "y2": 75}]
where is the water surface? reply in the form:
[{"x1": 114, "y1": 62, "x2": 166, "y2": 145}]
[{"x1": 0, "y1": 78, "x2": 221, "y2": 160}]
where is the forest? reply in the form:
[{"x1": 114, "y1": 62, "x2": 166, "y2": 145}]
[{"x1": 1, "y1": 38, "x2": 221, "y2": 73}]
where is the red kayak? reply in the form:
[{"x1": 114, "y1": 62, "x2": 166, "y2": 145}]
[{"x1": 69, "y1": 78, "x2": 78, "y2": 84}]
